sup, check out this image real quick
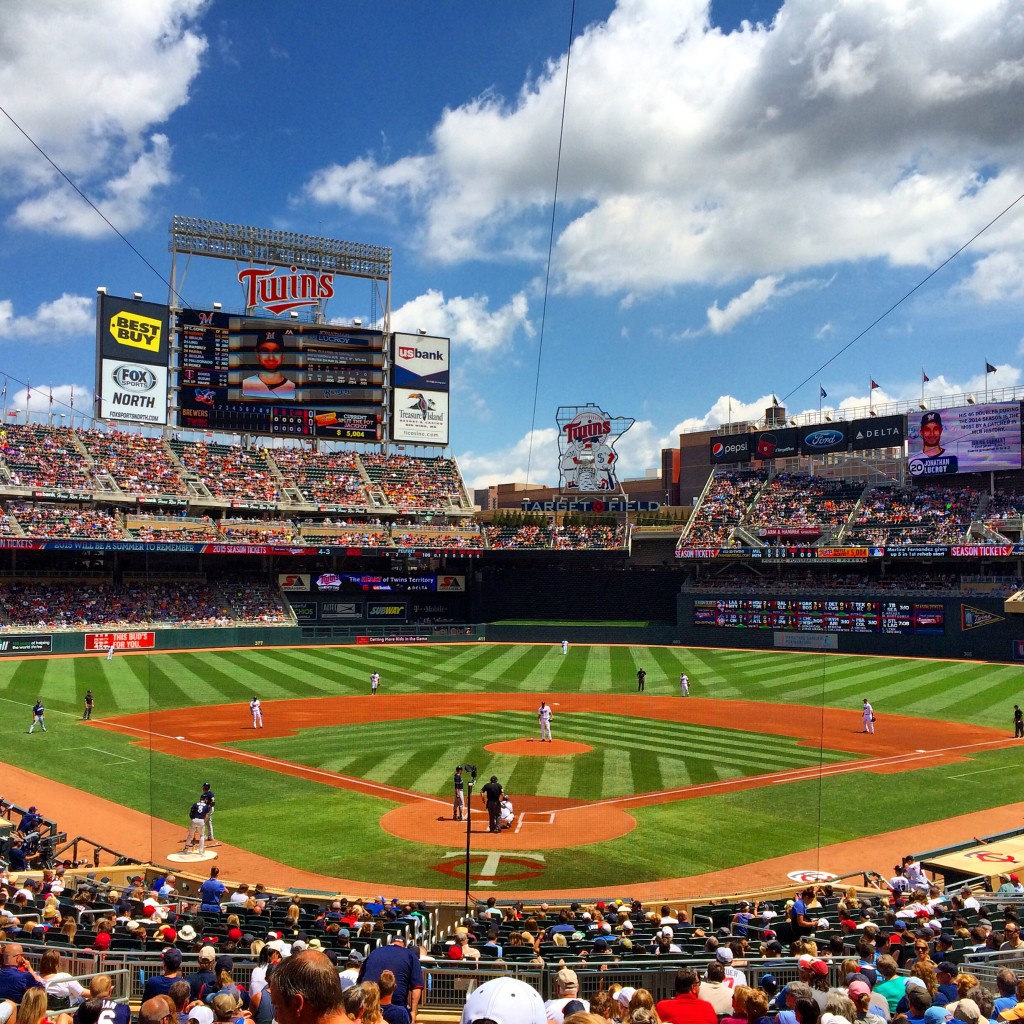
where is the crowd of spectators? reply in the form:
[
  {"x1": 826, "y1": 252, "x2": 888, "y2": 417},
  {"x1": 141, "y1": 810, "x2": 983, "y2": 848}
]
[
  {"x1": 169, "y1": 442, "x2": 281, "y2": 503},
  {"x1": 745, "y1": 474, "x2": 864, "y2": 529},
  {"x1": 845, "y1": 487, "x2": 981, "y2": 546},
  {"x1": 0, "y1": 581, "x2": 240, "y2": 630},
  {"x1": 360, "y1": 454, "x2": 468, "y2": 512},
  {"x1": 553, "y1": 524, "x2": 626, "y2": 550},
  {"x1": 269, "y1": 448, "x2": 371, "y2": 507},
  {"x1": 681, "y1": 472, "x2": 767, "y2": 549},
  {"x1": 78, "y1": 430, "x2": 187, "y2": 496},
  {"x1": 218, "y1": 520, "x2": 301, "y2": 545},
  {"x1": 0, "y1": 425, "x2": 93, "y2": 491},
  {"x1": 484, "y1": 517, "x2": 556, "y2": 549},
  {"x1": 4, "y1": 503, "x2": 125, "y2": 540},
  {"x1": 217, "y1": 578, "x2": 287, "y2": 623},
  {"x1": 130, "y1": 516, "x2": 222, "y2": 542}
]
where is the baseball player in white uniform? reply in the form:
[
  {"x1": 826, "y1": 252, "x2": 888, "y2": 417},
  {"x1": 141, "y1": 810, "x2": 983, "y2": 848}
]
[
  {"x1": 250, "y1": 697, "x2": 263, "y2": 728},
  {"x1": 370, "y1": 671, "x2": 380, "y2": 695},
  {"x1": 862, "y1": 699, "x2": 875, "y2": 734},
  {"x1": 538, "y1": 701, "x2": 553, "y2": 742},
  {"x1": 680, "y1": 673, "x2": 689, "y2": 696},
  {"x1": 561, "y1": 640, "x2": 568, "y2": 655}
]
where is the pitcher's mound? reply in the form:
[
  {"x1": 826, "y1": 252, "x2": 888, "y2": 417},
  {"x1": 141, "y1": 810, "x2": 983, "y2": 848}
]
[{"x1": 486, "y1": 738, "x2": 592, "y2": 756}]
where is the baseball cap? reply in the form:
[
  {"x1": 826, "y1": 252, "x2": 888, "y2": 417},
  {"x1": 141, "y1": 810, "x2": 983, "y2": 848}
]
[
  {"x1": 202, "y1": 782, "x2": 211, "y2": 788},
  {"x1": 461, "y1": 977, "x2": 547, "y2": 1024},
  {"x1": 937, "y1": 961, "x2": 957, "y2": 975},
  {"x1": 798, "y1": 954, "x2": 816, "y2": 969},
  {"x1": 556, "y1": 968, "x2": 579, "y2": 990},
  {"x1": 999, "y1": 1006, "x2": 1024, "y2": 1022},
  {"x1": 905, "y1": 978, "x2": 927, "y2": 992},
  {"x1": 810, "y1": 959, "x2": 830, "y2": 978},
  {"x1": 162, "y1": 948, "x2": 182, "y2": 968},
  {"x1": 716, "y1": 948, "x2": 734, "y2": 964},
  {"x1": 198, "y1": 945, "x2": 216, "y2": 961},
  {"x1": 616, "y1": 988, "x2": 637, "y2": 1008},
  {"x1": 93, "y1": 933, "x2": 111, "y2": 949},
  {"x1": 347, "y1": 950, "x2": 365, "y2": 964},
  {"x1": 894, "y1": 921, "x2": 908, "y2": 931},
  {"x1": 187, "y1": 1008, "x2": 214, "y2": 1024},
  {"x1": 921, "y1": 412, "x2": 942, "y2": 426},
  {"x1": 848, "y1": 980, "x2": 871, "y2": 1000},
  {"x1": 760, "y1": 975, "x2": 778, "y2": 991},
  {"x1": 562, "y1": 1001, "x2": 587, "y2": 1018},
  {"x1": 952, "y1": 1001, "x2": 980, "y2": 1024}
]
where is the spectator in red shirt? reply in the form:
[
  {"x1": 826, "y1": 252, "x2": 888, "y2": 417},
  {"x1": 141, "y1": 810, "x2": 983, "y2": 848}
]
[{"x1": 656, "y1": 969, "x2": 718, "y2": 1024}]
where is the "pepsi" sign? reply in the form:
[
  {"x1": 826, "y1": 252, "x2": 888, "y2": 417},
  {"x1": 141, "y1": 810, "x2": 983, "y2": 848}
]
[{"x1": 709, "y1": 434, "x2": 751, "y2": 464}]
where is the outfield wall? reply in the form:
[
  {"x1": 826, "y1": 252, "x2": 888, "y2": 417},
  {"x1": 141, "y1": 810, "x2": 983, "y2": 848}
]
[
  {"x1": 676, "y1": 594, "x2": 1022, "y2": 662},
  {"x1": 0, "y1": 624, "x2": 486, "y2": 657}
]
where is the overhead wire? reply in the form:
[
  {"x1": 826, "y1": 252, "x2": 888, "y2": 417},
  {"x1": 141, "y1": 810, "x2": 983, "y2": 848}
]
[{"x1": 525, "y1": 0, "x2": 576, "y2": 487}]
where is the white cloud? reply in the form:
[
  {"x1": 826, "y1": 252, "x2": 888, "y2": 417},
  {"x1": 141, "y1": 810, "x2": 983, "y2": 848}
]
[
  {"x1": 6, "y1": 384, "x2": 91, "y2": 417},
  {"x1": 0, "y1": 1, "x2": 206, "y2": 237},
  {"x1": 961, "y1": 251, "x2": 1024, "y2": 303},
  {"x1": 11, "y1": 135, "x2": 174, "y2": 237},
  {"x1": 0, "y1": 294, "x2": 93, "y2": 339},
  {"x1": 706, "y1": 275, "x2": 783, "y2": 334},
  {"x1": 303, "y1": 0, "x2": 1024, "y2": 298},
  {"x1": 391, "y1": 288, "x2": 532, "y2": 353},
  {"x1": 457, "y1": 427, "x2": 561, "y2": 489}
]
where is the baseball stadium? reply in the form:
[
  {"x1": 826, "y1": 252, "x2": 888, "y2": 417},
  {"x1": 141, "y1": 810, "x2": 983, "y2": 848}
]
[{"x1": 0, "y1": 228, "x2": 1023, "y2": 1013}]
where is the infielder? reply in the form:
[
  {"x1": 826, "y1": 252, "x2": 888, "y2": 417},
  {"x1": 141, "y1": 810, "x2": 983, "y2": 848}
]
[
  {"x1": 250, "y1": 696, "x2": 263, "y2": 729},
  {"x1": 680, "y1": 673, "x2": 689, "y2": 696},
  {"x1": 561, "y1": 640, "x2": 568, "y2": 655},
  {"x1": 452, "y1": 766, "x2": 466, "y2": 821},
  {"x1": 862, "y1": 698, "x2": 875, "y2": 734},
  {"x1": 538, "y1": 701, "x2": 553, "y2": 742},
  {"x1": 28, "y1": 700, "x2": 46, "y2": 733},
  {"x1": 370, "y1": 671, "x2": 380, "y2": 695}
]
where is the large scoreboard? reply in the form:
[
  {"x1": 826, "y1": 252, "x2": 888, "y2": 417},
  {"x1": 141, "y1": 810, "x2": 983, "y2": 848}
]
[
  {"x1": 693, "y1": 598, "x2": 944, "y2": 635},
  {"x1": 176, "y1": 310, "x2": 384, "y2": 441}
]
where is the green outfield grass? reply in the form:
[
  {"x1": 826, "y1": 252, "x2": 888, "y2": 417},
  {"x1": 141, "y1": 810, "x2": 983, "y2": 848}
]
[{"x1": 0, "y1": 642, "x2": 1020, "y2": 890}]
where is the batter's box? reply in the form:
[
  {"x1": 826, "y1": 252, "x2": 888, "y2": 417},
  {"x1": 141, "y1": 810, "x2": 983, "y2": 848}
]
[{"x1": 516, "y1": 811, "x2": 556, "y2": 833}]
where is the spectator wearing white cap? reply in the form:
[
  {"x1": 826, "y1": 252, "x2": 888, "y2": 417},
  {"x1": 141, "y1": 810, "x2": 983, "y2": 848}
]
[
  {"x1": 716, "y1": 947, "x2": 747, "y2": 988},
  {"x1": 544, "y1": 968, "x2": 589, "y2": 1024},
  {"x1": 462, "y1": 978, "x2": 546, "y2": 1024}
]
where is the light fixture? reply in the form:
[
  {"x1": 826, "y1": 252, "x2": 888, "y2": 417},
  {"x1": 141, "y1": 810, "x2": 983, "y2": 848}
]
[
  {"x1": 824, "y1": 414, "x2": 833, "y2": 422},
  {"x1": 919, "y1": 402, "x2": 927, "y2": 411},
  {"x1": 353, "y1": 318, "x2": 362, "y2": 326},
  {"x1": 96, "y1": 286, "x2": 107, "y2": 295},
  {"x1": 418, "y1": 328, "x2": 427, "y2": 335},
  {"x1": 212, "y1": 302, "x2": 222, "y2": 310},
  {"x1": 967, "y1": 394, "x2": 976, "y2": 405},
  {"x1": 133, "y1": 292, "x2": 143, "y2": 300},
  {"x1": 290, "y1": 311, "x2": 299, "y2": 319},
  {"x1": 870, "y1": 409, "x2": 877, "y2": 416}
]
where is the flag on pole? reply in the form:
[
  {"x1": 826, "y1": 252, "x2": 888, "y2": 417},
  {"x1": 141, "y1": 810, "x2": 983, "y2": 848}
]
[
  {"x1": 819, "y1": 385, "x2": 827, "y2": 399},
  {"x1": 870, "y1": 379, "x2": 880, "y2": 390},
  {"x1": 986, "y1": 361, "x2": 997, "y2": 374},
  {"x1": 922, "y1": 370, "x2": 929, "y2": 383},
  {"x1": 772, "y1": 394, "x2": 779, "y2": 407}
]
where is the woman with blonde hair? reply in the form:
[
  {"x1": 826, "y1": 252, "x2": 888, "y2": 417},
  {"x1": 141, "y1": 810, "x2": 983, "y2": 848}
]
[
  {"x1": 17, "y1": 988, "x2": 72, "y2": 1024},
  {"x1": 625, "y1": 989, "x2": 657, "y2": 1024},
  {"x1": 359, "y1": 983, "x2": 382, "y2": 1024},
  {"x1": 721, "y1": 986, "x2": 754, "y2": 1024}
]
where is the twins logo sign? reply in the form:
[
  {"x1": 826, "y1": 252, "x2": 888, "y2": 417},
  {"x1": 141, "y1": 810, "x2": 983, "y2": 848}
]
[{"x1": 557, "y1": 404, "x2": 635, "y2": 493}]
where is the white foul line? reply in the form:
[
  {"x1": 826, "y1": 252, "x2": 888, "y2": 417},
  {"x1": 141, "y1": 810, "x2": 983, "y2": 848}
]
[{"x1": 98, "y1": 719, "x2": 449, "y2": 807}]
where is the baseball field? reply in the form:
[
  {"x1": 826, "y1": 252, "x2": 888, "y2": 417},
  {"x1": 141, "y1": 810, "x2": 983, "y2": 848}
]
[{"x1": 1, "y1": 641, "x2": 1022, "y2": 895}]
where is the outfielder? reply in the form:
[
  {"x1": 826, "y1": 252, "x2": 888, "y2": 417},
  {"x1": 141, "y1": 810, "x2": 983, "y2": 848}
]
[
  {"x1": 680, "y1": 673, "x2": 689, "y2": 696},
  {"x1": 28, "y1": 700, "x2": 46, "y2": 733},
  {"x1": 538, "y1": 701, "x2": 553, "y2": 742},
  {"x1": 250, "y1": 696, "x2": 263, "y2": 728},
  {"x1": 370, "y1": 671, "x2": 380, "y2": 695},
  {"x1": 561, "y1": 640, "x2": 568, "y2": 655}
]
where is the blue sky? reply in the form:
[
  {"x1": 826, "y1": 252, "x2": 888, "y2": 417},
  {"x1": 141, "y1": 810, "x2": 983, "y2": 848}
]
[{"x1": 1, "y1": 0, "x2": 1023, "y2": 488}]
